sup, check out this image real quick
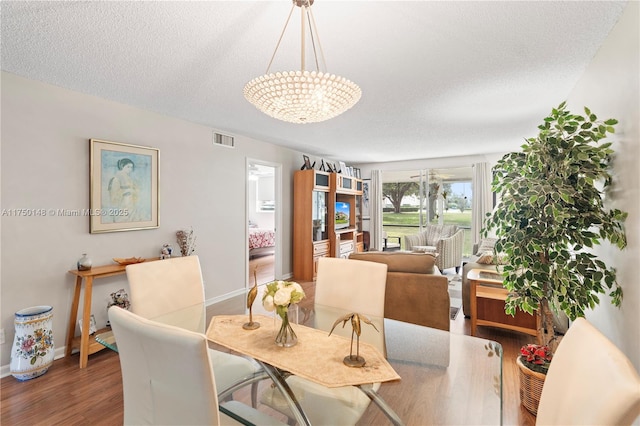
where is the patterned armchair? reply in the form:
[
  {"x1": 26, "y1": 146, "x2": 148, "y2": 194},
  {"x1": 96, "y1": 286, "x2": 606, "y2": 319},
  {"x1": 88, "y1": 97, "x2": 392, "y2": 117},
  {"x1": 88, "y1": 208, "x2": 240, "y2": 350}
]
[{"x1": 404, "y1": 224, "x2": 465, "y2": 272}]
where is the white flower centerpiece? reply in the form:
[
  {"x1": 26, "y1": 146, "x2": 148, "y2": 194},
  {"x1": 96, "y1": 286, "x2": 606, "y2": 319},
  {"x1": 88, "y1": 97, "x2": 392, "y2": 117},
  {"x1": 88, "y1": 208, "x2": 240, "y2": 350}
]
[{"x1": 262, "y1": 280, "x2": 305, "y2": 347}]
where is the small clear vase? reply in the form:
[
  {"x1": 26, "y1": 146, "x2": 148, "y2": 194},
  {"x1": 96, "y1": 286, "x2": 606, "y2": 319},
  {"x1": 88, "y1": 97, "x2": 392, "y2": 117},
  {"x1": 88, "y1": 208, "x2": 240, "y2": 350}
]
[{"x1": 275, "y1": 311, "x2": 297, "y2": 347}]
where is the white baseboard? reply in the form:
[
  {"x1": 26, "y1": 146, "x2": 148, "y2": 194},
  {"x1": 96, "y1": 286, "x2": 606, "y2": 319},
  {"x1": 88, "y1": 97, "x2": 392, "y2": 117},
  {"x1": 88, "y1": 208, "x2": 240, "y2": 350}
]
[{"x1": 1, "y1": 276, "x2": 294, "y2": 379}]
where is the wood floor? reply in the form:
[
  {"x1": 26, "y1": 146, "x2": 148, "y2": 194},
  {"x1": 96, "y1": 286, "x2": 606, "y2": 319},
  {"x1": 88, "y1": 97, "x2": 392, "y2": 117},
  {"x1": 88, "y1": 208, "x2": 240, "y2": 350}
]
[
  {"x1": 249, "y1": 254, "x2": 275, "y2": 286},
  {"x1": 1, "y1": 279, "x2": 536, "y2": 426}
]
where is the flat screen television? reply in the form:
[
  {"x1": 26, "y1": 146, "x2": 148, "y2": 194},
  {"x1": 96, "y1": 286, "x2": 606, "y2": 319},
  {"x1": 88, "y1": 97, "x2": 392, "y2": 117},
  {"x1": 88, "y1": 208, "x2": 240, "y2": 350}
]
[{"x1": 335, "y1": 202, "x2": 350, "y2": 230}]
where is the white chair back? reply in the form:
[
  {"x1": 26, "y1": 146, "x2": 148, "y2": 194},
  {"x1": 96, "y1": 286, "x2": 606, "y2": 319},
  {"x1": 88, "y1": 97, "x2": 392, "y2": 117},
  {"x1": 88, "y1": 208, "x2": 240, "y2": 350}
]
[
  {"x1": 126, "y1": 256, "x2": 204, "y2": 332},
  {"x1": 126, "y1": 255, "x2": 263, "y2": 409},
  {"x1": 536, "y1": 317, "x2": 640, "y2": 425},
  {"x1": 315, "y1": 256, "x2": 388, "y2": 317},
  {"x1": 261, "y1": 256, "x2": 388, "y2": 424},
  {"x1": 109, "y1": 306, "x2": 220, "y2": 425},
  {"x1": 315, "y1": 256, "x2": 388, "y2": 354}
]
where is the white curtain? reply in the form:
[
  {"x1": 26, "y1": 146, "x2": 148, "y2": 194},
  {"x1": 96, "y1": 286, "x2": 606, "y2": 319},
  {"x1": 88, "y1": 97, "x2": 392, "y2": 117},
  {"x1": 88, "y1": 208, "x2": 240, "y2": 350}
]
[
  {"x1": 370, "y1": 170, "x2": 384, "y2": 251},
  {"x1": 471, "y1": 162, "x2": 493, "y2": 247}
]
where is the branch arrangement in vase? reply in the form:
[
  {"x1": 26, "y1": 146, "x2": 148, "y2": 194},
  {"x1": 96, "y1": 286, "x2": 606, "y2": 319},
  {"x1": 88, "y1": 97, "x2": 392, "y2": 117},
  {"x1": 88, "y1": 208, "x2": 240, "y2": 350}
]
[{"x1": 176, "y1": 228, "x2": 196, "y2": 256}]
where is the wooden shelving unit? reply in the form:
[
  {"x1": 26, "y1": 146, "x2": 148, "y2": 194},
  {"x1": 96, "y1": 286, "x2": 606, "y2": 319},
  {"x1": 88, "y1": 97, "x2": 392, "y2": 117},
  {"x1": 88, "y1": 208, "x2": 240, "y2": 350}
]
[
  {"x1": 293, "y1": 170, "x2": 363, "y2": 281},
  {"x1": 293, "y1": 170, "x2": 330, "y2": 281},
  {"x1": 330, "y1": 173, "x2": 362, "y2": 259}
]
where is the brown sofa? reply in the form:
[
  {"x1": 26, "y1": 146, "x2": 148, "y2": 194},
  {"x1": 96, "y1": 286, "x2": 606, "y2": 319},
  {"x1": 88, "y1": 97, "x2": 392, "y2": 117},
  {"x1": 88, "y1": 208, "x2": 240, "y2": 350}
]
[{"x1": 349, "y1": 251, "x2": 450, "y2": 331}]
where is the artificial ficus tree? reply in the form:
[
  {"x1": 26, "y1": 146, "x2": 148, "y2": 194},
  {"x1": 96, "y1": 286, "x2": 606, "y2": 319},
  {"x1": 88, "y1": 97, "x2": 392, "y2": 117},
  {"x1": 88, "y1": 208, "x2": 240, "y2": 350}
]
[{"x1": 483, "y1": 102, "x2": 627, "y2": 351}]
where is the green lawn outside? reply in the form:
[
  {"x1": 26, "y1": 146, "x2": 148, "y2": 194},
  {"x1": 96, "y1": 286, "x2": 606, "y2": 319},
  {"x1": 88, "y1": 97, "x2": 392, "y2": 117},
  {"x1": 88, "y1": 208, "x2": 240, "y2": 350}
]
[{"x1": 382, "y1": 211, "x2": 473, "y2": 255}]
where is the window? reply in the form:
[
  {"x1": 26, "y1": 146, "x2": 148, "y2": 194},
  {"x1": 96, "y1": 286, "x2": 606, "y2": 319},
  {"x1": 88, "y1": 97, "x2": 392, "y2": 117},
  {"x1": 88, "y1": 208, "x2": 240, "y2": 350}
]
[{"x1": 382, "y1": 167, "x2": 473, "y2": 255}]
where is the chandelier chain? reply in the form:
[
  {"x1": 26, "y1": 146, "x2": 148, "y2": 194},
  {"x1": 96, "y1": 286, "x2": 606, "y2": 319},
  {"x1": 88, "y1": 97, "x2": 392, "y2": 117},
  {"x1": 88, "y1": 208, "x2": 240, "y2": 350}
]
[
  {"x1": 307, "y1": 6, "x2": 326, "y2": 72},
  {"x1": 265, "y1": 4, "x2": 296, "y2": 75}
]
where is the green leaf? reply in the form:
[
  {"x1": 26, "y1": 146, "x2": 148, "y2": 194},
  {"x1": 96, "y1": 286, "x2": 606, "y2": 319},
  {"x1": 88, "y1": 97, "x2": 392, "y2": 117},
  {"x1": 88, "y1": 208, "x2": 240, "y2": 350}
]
[
  {"x1": 484, "y1": 104, "x2": 627, "y2": 341},
  {"x1": 559, "y1": 192, "x2": 573, "y2": 204}
]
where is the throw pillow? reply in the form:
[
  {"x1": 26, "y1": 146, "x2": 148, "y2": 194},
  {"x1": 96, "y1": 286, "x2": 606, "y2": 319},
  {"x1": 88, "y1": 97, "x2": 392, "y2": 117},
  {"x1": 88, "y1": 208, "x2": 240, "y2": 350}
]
[
  {"x1": 476, "y1": 238, "x2": 498, "y2": 255},
  {"x1": 476, "y1": 251, "x2": 494, "y2": 264}
]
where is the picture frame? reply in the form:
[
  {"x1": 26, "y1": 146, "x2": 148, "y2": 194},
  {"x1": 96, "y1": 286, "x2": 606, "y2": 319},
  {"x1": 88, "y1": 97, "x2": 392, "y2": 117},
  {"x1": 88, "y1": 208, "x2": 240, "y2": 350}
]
[
  {"x1": 338, "y1": 161, "x2": 347, "y2": 174},
  {"x1": 325, "y1": 161, "x2": 334, "y2": 173},
  {"x1": 362, "y1": 179, "x2": 370, "y2": 219},
  {"x1": 302, "y1": 154, "x2": 312, "y2": 170},
  {"x1": 90, "y1": 139, "x2": 159, "y2": 233},
  {"x1": 78, "y1": 314, "x2": 97, "y2": 335}
]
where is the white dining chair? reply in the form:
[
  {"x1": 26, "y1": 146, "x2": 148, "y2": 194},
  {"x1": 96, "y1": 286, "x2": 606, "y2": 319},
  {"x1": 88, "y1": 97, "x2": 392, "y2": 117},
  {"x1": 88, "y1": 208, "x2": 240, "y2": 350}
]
[
  {"x1": 536, "y1": 317, "x2": 640, "y2": 425},
  {"x1": 108, "y1": 306, "x2": 283, "y2": 426},
  {"x1": 261, "y1": 256, "x2": 389, "y2": 425},
  {"x1": 125, "y1": 255, "x2": 261, "y2": 404}
]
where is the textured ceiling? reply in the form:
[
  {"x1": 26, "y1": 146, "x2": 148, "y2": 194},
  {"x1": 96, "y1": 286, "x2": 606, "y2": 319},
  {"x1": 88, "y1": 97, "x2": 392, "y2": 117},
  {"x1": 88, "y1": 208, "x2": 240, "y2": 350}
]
[{"x1": 1, "y1": 1, "x2": 628, "y2": 163}]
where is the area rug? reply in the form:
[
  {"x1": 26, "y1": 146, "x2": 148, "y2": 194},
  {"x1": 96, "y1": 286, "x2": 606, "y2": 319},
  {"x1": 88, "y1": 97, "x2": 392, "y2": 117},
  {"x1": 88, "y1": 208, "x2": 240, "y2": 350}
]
[{"x1": 450, "y1": 305, "x2": 460, "y2": 320}]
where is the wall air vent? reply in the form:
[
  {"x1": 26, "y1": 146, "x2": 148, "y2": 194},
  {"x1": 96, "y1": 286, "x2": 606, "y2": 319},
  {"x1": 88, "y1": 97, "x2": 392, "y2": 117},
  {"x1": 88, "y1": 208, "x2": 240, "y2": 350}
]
[{"x1": 213, "y1": 132, "x2": 235, "y2": 148}]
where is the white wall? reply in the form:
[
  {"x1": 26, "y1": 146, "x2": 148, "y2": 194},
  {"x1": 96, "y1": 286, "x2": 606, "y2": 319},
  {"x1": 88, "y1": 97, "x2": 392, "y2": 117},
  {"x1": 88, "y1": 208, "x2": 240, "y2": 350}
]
[
  {"x1": 567, "y1": 1, "x2": 639, "y2": 371},
  {"x1": 0, "y1": 72, "x2": 300, "y2": 370}
]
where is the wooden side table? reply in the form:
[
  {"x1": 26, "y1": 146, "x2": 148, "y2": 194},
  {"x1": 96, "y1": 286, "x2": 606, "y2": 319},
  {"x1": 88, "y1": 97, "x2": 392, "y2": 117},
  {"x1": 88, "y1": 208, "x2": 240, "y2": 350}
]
[
  {"x1": 65, "y1": 258, "x2": 158, "y2": 368},
  {"x1": 468, "y1": 269, "x2": 539, "y2": 340}
]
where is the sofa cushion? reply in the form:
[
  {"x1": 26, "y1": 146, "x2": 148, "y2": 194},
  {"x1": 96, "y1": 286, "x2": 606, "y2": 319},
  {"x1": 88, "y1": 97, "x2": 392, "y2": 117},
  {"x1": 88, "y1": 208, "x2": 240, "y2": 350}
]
[
  {"x1": 475, "y1": 238, "x2": 498, "y2": 255},
  {"x1": 349, "y1": 252, "x2": 436, "y2": 274},
  {"x1": 476, "y1": 251, "x2": 495, "y2": 264},
  {"x1": 476, "y1": 251, "x2": 508, "y2": 265}
]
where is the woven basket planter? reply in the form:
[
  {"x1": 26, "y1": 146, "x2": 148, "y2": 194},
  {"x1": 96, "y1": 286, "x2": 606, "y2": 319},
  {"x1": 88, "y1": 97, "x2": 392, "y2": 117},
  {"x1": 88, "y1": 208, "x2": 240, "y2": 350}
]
[{"x1": 516, "y1": 356, "x2": 547, "y2": 415}]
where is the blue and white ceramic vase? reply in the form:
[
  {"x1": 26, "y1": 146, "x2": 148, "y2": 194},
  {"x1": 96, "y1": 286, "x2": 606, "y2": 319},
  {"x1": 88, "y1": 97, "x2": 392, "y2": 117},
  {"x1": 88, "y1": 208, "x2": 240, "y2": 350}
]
[{"x1": 10, "y1": 306, "x2": 54, "y2": 381}]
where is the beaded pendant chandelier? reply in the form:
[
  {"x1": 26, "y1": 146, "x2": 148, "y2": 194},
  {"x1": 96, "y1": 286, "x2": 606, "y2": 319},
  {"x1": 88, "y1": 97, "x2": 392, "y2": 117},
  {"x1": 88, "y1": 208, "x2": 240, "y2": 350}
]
[{"x1": 244, "y1": 0, "x2": 361, "y2": 124}]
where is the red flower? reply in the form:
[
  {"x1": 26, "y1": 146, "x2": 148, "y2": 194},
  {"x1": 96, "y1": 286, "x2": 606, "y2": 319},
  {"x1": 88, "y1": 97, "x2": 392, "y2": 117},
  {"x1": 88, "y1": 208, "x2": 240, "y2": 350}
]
[{"x1": 520, "y1": 344, "x2": 552, "y2": 365}]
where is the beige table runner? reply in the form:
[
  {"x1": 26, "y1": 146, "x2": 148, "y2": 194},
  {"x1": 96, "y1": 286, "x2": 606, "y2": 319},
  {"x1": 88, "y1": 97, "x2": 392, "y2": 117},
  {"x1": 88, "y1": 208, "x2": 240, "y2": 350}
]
[{"x1": 207, "y1": 315, "x2": 400, "y2": 388}]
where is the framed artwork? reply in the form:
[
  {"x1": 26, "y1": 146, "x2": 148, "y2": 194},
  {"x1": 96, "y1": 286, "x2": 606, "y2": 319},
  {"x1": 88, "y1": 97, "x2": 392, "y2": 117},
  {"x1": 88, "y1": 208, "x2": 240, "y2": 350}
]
[
  {"x1": 338, "y1": 161, "x2": 347, "y2": 174},
  {"x1": 302, "y1": 155, "x2": 312, "y2": 170},
  {"x1": 90, "y1": 139, "x2": 159, "y2": 233},
  {"x1": 78, "y1": 314, "x2": 97, "y2": 335},
  {"x1": 362, "y1": 179, "x2": 370, "y2": 219}
]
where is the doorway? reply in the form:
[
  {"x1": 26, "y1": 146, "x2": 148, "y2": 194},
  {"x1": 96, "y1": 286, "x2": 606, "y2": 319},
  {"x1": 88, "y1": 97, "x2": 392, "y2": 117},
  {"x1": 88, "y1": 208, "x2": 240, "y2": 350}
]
[{"x1": 246, "y1": 160, "x2": 281, "y2": 289}]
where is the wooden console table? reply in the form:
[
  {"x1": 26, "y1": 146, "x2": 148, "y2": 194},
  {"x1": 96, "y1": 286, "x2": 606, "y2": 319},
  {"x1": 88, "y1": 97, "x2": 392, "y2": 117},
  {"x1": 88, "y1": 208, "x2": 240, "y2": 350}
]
[
  {"x1": 65, "y1": 258, "x2": 158, "y2": 368},
  {"x1": 468, "y1": 269, "x2": 539, "y2": 340}
]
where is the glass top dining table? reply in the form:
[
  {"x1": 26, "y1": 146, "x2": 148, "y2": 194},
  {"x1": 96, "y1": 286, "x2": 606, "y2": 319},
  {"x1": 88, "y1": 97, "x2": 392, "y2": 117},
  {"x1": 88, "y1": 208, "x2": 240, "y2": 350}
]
[{"x1": 97, "y1": 303, "x2": 503, "y2": 425}]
